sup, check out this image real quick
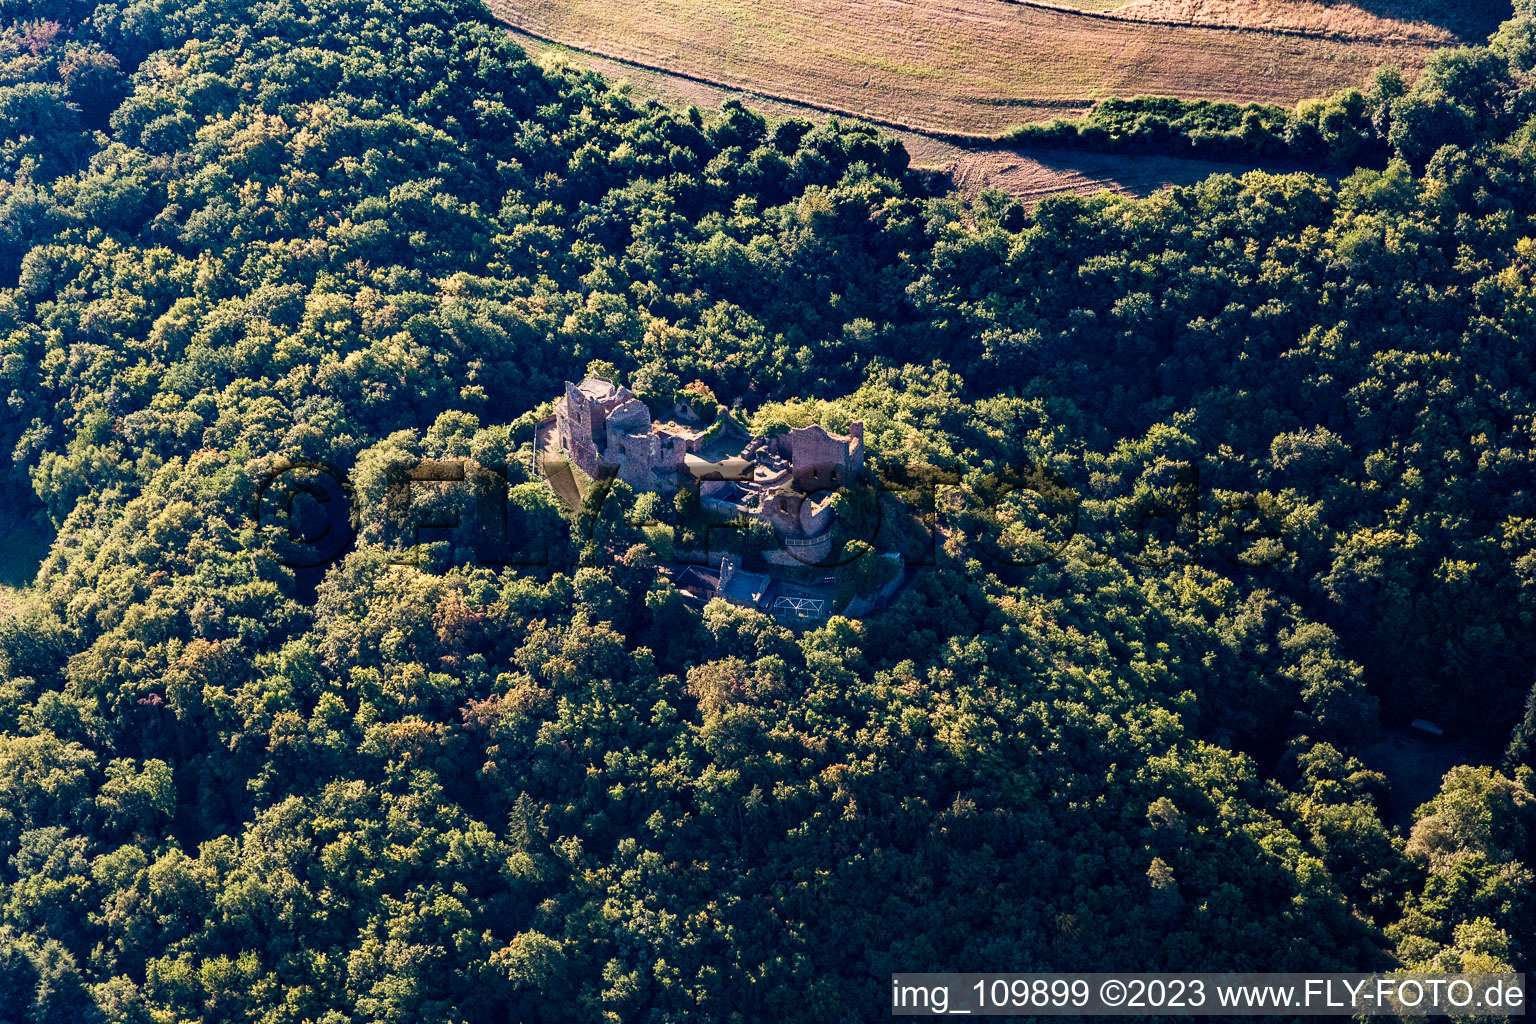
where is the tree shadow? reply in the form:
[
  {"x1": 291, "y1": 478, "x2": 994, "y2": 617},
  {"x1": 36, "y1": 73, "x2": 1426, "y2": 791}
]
[
  {"x1": 0, "y1": 514, "x2": 54, "y2": 588},
  {"x1": 1350, "y1": 0, "x2": 1512, "y2": 42}
]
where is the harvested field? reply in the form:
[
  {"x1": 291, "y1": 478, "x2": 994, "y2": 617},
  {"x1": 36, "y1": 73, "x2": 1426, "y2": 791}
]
[
  {"x1": 513, "y1": 33, "x2": 960, "y2": 137},
  {"x1": 489, "y1": 0, "x2": 1441, "y2": 137},
  {"x1": 512, "y1": 29, "x2": 1311, "y2": 206}
]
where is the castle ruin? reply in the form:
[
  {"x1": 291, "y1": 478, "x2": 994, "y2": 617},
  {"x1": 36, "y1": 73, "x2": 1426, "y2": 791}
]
[
  {"x1": 551, "y1": 377, "x2": 864, "y2": 564},
  {"x1": 555, "y1": 378, "x2": 706, "y2": 492}
]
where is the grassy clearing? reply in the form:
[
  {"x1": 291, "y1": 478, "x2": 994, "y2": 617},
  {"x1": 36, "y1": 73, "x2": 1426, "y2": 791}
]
[{"x1": 490, "y1": 0, "x2": 1440, "y2": 136}]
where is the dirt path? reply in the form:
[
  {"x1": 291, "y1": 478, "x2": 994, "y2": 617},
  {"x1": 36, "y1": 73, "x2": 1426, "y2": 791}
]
[{"x1": 510, "y1": 27, "x2": 1305, "y2": 205}]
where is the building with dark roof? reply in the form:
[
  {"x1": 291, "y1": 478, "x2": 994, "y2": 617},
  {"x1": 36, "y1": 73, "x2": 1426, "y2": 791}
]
[{"x1": 674, "y1": 556, "x2": 835, "y2": 626}]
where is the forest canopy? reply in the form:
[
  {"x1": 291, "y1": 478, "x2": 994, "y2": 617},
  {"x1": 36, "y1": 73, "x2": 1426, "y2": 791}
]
[{"x1": 1, "y1": 0, "x2": 1535, "y2": 1019}]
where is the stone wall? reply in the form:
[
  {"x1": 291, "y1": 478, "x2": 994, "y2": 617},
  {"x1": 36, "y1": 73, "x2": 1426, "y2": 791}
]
[
  {"x1": 556, "y1": 380, "x2": 617, "y2": 478},
  {"x1": 784, "y1": 423, "x2": 864, "y2": 489}
]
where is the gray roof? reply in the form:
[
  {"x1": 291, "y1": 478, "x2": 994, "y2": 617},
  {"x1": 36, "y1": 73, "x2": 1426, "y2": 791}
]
[
  {"x1": 718, "y1": 567, "x2": 772, "y2": 606},
  {"x1": 576, "y1": 377, "x2": 620, "y2": 400}
]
